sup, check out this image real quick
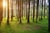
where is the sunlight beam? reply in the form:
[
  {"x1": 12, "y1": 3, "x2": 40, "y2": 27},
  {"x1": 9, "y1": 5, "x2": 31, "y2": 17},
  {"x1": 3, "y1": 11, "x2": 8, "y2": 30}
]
[{"x1": 3, "y1": 0, "x2": 7, "y2": 7}]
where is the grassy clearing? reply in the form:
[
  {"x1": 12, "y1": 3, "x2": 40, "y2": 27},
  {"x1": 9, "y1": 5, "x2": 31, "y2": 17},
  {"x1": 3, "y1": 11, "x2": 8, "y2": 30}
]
[{"x1": 0, "y1": 16, "x2": 49, "y2": 33}]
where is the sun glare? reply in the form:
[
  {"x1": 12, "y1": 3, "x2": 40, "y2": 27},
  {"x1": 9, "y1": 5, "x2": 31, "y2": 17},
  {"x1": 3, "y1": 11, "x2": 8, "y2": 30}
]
[{"x1": 3, "y1": 0, "x2": 7, "y2": 7}]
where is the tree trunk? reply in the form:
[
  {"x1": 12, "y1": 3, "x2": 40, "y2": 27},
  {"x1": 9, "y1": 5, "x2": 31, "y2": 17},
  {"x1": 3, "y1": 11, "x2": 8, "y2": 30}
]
[
  {"x1": 0, "y1": 0, "x2": 3, "y2": 25},
  {"x1": 16, "y1": 0, "x2": 19, "y2": 21},
  {"x1": 18, "y1": 0, "x2": 22, "y2": 23},
  {"x1": 11, "y1": 0, "x2": 13, "y2": 21},
  {"x1": 44, "y1": 0, "x2": 46, "y2": 18},
  {"x1": 21, "y1": 0, "x2": 23, "y2": 17},
  {"x1": 48, "y1": 0, "x2": 50, "y2": 31},
  {"x1": 7, "y1": 0, "x2": 9, "y2": 25},
  {"x1": 36, "y1": 0, "x2": 39, "y2": 23},
  {"x1": 33, "y1": 0, "x2": 35, "y2": 22},
  {"x1": 27, "y1": 0, "x2": 30, "y2": 23},
  {"x1": 41, "y1": 0, "x2": 43, "y2": 20},
  {"x1": 26, "y1": 0, "x2": 28, "y2": 22}
]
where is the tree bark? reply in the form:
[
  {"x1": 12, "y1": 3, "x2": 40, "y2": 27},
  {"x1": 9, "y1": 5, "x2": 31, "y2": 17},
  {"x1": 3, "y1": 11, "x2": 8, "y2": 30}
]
[
  {"x1": 27, "y1": 0, "x2": 30, "y2": 23},
  {"x1": 41, "y1": 0, "x2": 43, "y2": 20},
  {"x1": 11, "y1": 0, "x2": 13, "y2": 21},
  {"x1": 26, "y1": 0, "x2": 28, "y2": 22},
  {"x1": 0, "y1": 0, "x2": 3, "y2": 25},
  {"x1": 33, "y1": 0, "x2": 35, "y2": 22},
  {"x1": 16, "y1": 0, "x2": 19, "y2": 21},
  {"x1": 44, "y1": 0, "x2": 46, "y2": 18},
  {"x1": 36, "y1": 0, "x2": 39, "y2": 23},
  {"x1": 7, "y1": 0, "x2": 9, "y2": 25},
  {"x1": 21, "y1": 0, "x2": 23, "y2": 17},
  {"x1": 48, "y1": 0, "x2": 50, "y2": 31},
  {"x1": 18, "y1": 0, "x2": 22, "y2": 23}
]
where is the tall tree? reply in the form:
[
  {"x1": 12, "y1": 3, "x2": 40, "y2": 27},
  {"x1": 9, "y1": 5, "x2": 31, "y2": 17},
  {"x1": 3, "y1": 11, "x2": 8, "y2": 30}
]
[
  {"x1": 27, "y1": 0, "x2": 30, "y2": 23},
  {"x1": 21, "y1": 0, "x2": 23, "y2": 18},
  {"x1": 41, "y1": 0, "x2": 43, "y2": 20},
  {"x1": 7, "y1": 0, "x2": 9, "y2": 25},
  {"x1": 33, "y1": 0, "x2": 35, "y2": 22},
  {"x1": 16, "y1": 0, "x2": 19, "y2": 21},
  {"x1": 0, "y1": 0, "x2": 3, "y2": 25},
  {"x1": 36, "y1": 0, "x2": 39, "y2": 23},
  {"x1": 26, "y1": 0, "x2": 28, "y2": 22},
  {"x1": 18, "y1": 0, "x2": 22, "y2": 23},
  {"x1": 11, "y1": 0, "x2": 13, "y2": 21},
  {"x1": 48, "y1": 0, "x2": 50, "y2": 31},
  {"x1": 44, "y1": 0, "x2": 46, "y2": 18}
]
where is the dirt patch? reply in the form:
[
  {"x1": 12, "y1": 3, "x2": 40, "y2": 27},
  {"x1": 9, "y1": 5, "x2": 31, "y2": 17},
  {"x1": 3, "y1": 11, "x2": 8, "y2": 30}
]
[
  {"x1": 21, "y1": 24, "x2": 31, "y2": 30},
  {"x1": 32, "y1": 25, "x2": 41, "y2": 30},
  {"x1": 21, "y1": 24, "x2": 41, "y2": 31}
]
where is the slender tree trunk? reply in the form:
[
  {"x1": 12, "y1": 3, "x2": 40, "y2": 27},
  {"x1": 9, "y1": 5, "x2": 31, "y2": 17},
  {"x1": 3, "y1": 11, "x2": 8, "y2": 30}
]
[
  {"x1": 48, "y1": 0, "x2": 50, "y2": 31},
  {"x1": 27, "y1": 0, "x2": 30, "y2": 23},
  {"x1": 11, "y1": 0, "x2": 13, "y2": 21},
  {"x1": 26, "y1": 0, "x2": 28, "y2": 22},
  {"x1": 33, "y1": 0, "x2": 35, "y2": 22},
  {"x1": 41, "y1": 0, "x2": 43, "y2": 20},
  {"x1": 18, "y1": 0, "x2": 22, "y2": 23},
  {"x1": 16, "y1": 0, "x2": 19, "y2": 21},
  {"x1": 36, "y1": 0, "x2": 39, "y2": 23},
  {"x1": 26, "y1": 0, "x2": 29, "y2": 23},
  {"x1": 44, "y1": 0, "x2": 46, "y2": 18},
  {"x1": 21, "y1": 0, "x2": 23, "y2": 17},
  {"x1": 0, "y1": 0, "x2": 3, "y2": 25},
  {"x1": 7, "y1": 0, "x2": 9, "y2": 25}
]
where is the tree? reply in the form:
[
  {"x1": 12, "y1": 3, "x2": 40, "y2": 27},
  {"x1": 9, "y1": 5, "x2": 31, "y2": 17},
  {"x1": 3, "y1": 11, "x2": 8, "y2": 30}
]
[
  {"x1": 33, "y1": 0, "x2": 35, "y2": 22},
  {"x1": 16, "y1": 0, "x2": 19, "y2": 21},
  {"x1": 27, "y1": 0, "x2": 30, "y2": 23},
  {"x1": 36, "y1": 0, "x2": 39, "y2": 23},
  {"x1": 26, "y1": 0, "x2": 27, "y2": 22},
  {"x1": 18, "y1": 0, "x2": 22, "y2": 23},
  {"x1": 11, "y1": 0, "x2": 13, "y2": 21},
  {"x1": 21, "y1": 0, "x2": 23, "y2": 18},
  {"x1": 7, "y1": 0, "x2": 9, "y2": 25},
  {"x1": 48, "y1": 0, "x2": 50, "y2": 31},
  {"x1": 0, "y1": 0, "x2": 3, "y2": 25},
  {"x1": 44, "y1": 0, "x2": 46, "y2": 18},
  {"x1": 41, "y1": 0, "x2": 43, "y2": 20}
]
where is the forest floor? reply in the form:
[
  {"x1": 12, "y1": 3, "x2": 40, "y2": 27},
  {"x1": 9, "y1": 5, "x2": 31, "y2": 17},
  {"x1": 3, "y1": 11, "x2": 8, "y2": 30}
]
[{"x1": 0, "y1": 17, "x2": 50, "y2": 33}]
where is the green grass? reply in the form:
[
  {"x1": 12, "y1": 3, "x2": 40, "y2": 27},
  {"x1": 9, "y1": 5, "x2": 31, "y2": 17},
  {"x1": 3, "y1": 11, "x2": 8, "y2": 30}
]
[{"x1": 0, "y1": 16, "x2": 50, "y2": 33}]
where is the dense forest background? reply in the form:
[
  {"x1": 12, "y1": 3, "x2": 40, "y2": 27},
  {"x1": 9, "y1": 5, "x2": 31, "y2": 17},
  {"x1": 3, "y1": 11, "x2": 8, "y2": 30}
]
[
  {"x1": 0, "y1": 0, "x2": 50, "y2": 33},
  {"x1": 3, "y1": 0, "x2": 48, "y2": 18}
]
